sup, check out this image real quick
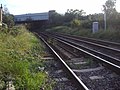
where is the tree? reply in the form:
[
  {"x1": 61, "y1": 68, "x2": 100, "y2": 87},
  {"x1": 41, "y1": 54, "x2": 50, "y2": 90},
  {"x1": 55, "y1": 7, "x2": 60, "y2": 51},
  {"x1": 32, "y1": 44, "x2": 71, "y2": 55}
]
[
  {"x1": 49, "y1": 11, "x2": 64, "y2": 26},
  {"x1": 71, "y1": 19, "x2": 81, "y2": 28},
  {"x1": 64, "y1": 9, "x2": 85, "y2": 22},
  {"x1": 83, "y1": 13, "x2": 104, "y2": 29},
  {"x1": 103, "y1": 0, "x2": 120, "y2": 29},
  {"x1": 64, "y1": 9, "x2": 85, "y2": 27},
  {"x1": 3, "y1": 14, "x2": 14, "y2": 28},
  {"x1": 103, "y1": 0, "x2": 117, "y2": 19},
  {"x1": 2, "y1": 5, "x2": 14, "y2": 28}
]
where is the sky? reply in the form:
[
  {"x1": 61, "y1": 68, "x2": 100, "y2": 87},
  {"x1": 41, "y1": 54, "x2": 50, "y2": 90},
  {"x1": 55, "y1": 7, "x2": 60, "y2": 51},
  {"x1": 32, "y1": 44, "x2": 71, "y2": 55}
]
[{"x1": 1, "y1": 0, "x2": 120, "y2": 15}]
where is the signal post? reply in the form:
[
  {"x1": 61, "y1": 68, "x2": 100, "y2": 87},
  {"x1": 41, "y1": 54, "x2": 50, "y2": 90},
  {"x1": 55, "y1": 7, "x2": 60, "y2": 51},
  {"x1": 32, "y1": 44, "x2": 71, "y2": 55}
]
[{"x1": 0, "y1": 4, "x2": 3, "y2": 26}]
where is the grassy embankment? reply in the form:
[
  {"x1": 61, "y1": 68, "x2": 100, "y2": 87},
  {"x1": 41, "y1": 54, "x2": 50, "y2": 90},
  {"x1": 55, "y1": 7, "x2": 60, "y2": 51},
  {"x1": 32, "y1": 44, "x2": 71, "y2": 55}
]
[
  {"x1": 0, "y1": 26, "x2": 54, "y2": 90},
  {"x1": 46, "y1": 26, "x2": 120, "y2": 43}
]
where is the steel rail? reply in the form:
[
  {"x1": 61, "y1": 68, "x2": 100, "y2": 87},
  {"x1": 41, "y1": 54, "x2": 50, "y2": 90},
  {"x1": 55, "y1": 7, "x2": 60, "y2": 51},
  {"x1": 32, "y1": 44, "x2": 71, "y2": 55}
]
[
  {"x1": 44, "y1": 33, "x2": 120, "y2": 66},
  {"x1": 37, "y1": 34, "x2": 89, "y2": 90},
  {"x1": 54, "y1": 36, "x2": 120, "y2": 66},
  {"x1": 54, "y1": 38, "x2": 120, "y2": 74},
  {"x1": 55, "y1": 33, "x2": 120, "y2": 48},
  {"x1": 55, "y1": 34, "x2": 120, "y2": 53},
  {"x1": 41, "y1": 33, "x2": 120, "y2": 74},
  {"x1": 57, "y1": 43, "x2": 79, "y2": 57}
]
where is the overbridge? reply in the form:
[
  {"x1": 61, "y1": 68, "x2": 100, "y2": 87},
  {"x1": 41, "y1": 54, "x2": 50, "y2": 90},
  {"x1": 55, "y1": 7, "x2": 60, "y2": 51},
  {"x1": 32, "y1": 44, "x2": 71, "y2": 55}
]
[
  {"x1": 14, "y1": 12, "x2": 49, "y2": 23},
  {"x1": 14, "y1": 10, "x2": 55, "y2": 30}
]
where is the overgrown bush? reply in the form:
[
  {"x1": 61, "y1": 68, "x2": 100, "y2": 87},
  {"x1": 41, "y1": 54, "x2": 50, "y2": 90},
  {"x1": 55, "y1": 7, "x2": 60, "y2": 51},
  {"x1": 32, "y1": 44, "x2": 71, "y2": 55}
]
[
  {"x1": 46, "y1": 26, "x2": 120, "y2": 43},
  {"x1": 91, "y1": 29, "x2": 120, "y2": 42},
  {"x1": 0, "y1": 25, "x2": 54, "y2": 89}
]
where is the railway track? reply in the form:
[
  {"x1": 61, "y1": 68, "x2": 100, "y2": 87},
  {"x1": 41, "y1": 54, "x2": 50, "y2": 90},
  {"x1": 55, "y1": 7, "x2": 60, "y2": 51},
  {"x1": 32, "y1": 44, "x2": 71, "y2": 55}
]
[
  {"x1": 45, "y1": 32, "x2": 120, "y2": 72},
  {"x1": 55, "y1": 33, "x2": 120, "y2": 49},
  {"x1": 36, "y1": 32, "x2": 120, "y2": 90},
  {"x1": 51, "y1": 33, "x2": 120, "y2": 59}
]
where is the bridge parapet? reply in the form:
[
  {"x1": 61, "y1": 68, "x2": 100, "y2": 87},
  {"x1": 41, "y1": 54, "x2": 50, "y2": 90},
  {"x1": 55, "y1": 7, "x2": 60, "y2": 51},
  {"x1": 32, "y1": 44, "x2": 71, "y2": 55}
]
[{"x1": 14, "y1": 12, "x2": 49, "y2": 23}]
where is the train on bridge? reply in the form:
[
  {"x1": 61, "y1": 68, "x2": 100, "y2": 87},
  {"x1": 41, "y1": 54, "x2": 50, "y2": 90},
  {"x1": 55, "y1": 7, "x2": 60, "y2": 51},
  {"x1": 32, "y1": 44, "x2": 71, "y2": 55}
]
[{"x1": 14, "y1": 10, "x2": 55, "y2": 23}]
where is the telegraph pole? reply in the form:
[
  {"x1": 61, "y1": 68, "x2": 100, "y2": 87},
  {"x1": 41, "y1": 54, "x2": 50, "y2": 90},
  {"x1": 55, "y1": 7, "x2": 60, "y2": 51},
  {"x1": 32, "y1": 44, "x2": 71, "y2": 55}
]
[
  {"x1": 0, "y1": 4, "x2": 3, "y2": 26},
  {"x1": 103, "y1": 5, "x2": 107, "y2": 30},
  {"x1": 104, "y1": 10, "x2": 107, "y2": 30}
]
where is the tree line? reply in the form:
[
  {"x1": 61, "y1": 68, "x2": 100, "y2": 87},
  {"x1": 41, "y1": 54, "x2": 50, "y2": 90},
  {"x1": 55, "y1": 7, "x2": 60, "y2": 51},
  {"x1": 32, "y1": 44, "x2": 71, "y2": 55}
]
[
  {"x1": 2, "y1": 5, "x2": 14, "y2": 28},
  {"x1": 48, "y1": 0, "x2": 120, "y2": 30},
  {"x1": 2, "y1": 0, "x2": 120, "y2": 30}
]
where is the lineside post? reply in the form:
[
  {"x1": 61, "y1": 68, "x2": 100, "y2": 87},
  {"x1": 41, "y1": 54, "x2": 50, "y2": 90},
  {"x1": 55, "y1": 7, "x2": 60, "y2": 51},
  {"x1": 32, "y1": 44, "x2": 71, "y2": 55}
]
[{"x1": 0, "y1": 4, "x2": 3, "y2": 26}]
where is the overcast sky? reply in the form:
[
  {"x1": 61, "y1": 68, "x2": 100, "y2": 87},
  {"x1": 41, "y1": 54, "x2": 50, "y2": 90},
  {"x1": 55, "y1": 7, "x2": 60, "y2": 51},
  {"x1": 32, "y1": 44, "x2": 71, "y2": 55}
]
[{"x1": 1, "y1": 0, "x2": 120, "y2": 15}]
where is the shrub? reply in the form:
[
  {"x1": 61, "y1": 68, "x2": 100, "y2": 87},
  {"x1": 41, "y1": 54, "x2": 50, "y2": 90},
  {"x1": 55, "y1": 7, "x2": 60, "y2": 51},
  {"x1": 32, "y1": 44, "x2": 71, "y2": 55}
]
[
  {"x1": 46, "y1": 25, "x2": 120, "y2": 42},
  {"x1": 0, "y1": 25, "x2": 54, "y2": 89}
]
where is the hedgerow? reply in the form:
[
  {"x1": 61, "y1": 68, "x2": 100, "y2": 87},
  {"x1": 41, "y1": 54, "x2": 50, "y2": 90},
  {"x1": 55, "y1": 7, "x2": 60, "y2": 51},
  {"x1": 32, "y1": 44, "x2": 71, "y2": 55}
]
[{"x1": 0, "y1": 25, "x2": 54, "y2": 90}]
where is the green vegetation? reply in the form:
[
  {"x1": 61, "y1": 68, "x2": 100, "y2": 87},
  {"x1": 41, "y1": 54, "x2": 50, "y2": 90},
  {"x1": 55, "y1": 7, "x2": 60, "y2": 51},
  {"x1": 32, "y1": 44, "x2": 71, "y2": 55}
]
[
  {"x1": 0, "y1": 26, "x2": 54, "y2": 90},
  {"x1": 71, "y1": 19, "x2": 81, "y2": 28},
  {"x1": 47, "y1": 0, "x2": 120, "y2": 29},
  {"x1": 2, "y1": 6, "x2": 14, "y2": 28},
  {"x1": 46, "y1": 26, "x2": 120, "y2": 43},
  {"x1": 45, "y1": 0, "x2": 120, "y2": 43},
  {"x1": 45, "y1": 0, "x2": 120, "y2": 42}
]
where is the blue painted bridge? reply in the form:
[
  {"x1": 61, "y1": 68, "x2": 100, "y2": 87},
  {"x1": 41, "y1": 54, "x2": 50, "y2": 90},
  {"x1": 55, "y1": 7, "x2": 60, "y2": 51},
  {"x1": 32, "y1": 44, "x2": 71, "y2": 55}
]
[{"x1": 14, "y1": 12, "x2": 50, "y2": 23}]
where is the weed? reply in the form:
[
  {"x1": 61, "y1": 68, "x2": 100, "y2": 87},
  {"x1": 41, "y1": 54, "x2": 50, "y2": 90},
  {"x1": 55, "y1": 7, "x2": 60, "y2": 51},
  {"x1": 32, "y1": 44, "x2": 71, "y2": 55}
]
[
  {"x1": 0, "y1": 25, "x2": 54, "y2": 90},
  {"x1": 47, "y1": 26, "x2": 120, "y2": 43}
]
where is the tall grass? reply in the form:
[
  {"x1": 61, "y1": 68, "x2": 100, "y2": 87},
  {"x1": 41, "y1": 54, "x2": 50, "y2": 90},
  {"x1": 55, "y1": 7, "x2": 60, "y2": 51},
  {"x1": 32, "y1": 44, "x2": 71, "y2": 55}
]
[
  {"x1": 47, "y1": 26, "x2": 120, "y2": 43},
  {"x1": 91, "y1": 29, "x2": 120, "y2": 42},
  {"x1": 0, "y1": 25, "x2": 54, "y2": 89}
]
